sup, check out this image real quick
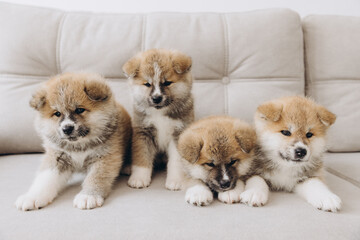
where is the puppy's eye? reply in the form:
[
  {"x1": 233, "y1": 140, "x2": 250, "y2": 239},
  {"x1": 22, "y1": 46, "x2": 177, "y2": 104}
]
[
  {"x1": 75, "y1": 108, "x2": 85, "y2": 114},
  {"x1": 54, "y1": 111, "x2": 61, "y2": 117},
  {"x1": 306, "y1": 132, "x2": 313, "y2": 138},
  {"x1": 144, "y1": 82, "x2": 151, "y2": 87},
  {"x1": 228, "y1": 159, "x2": 238, "y2": 166},
  {"x1": 205, "y1": 162, "x2": 215, "y2": 167},
  {"x1": 162, "y1": 81, "x2": 173, "y2": 86},
  {"x1": 281, "y1": 130, "x2": 291, "y2": 136}
]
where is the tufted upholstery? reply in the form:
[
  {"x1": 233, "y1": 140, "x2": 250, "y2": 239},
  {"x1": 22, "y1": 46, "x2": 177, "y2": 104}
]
[{"x1": 0, "y1": 3, "x2": 305, "y2": 153}]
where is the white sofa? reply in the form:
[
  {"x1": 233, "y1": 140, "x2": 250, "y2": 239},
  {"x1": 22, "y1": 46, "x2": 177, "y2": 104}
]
[{"x1": 0, "y1": 2, "x2": 359, "y2": 239}]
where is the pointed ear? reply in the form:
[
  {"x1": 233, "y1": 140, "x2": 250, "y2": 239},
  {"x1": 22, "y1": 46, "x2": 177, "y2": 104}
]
[
  {"x1": 122, "y1": 56, "x2": 141, "y2": 78},
  {"x1": 29, "y1": 89, "x2": 47, "y2": 111},
  {"x1": 234, "y1": 125, "x2": 256, "y2": 154},
  {"x1": 178, "y1": 130, "x2": 203, "y2": 164},
  {"x1": 84, "y1": 78, "x2": 112, "y2": 102},
  {"x1": 171, "y1": 51, "x2": 192, "y2": 74},
  {"x1": 257, "y1": 101, "x2": 283, "y2": 122},
  {"x1": 317, "y1": 106, "x2": 336, "y2": 126}
]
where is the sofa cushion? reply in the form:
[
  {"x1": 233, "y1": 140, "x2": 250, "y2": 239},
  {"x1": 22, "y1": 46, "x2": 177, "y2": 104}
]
[
  {"x1": 303, "y1": 15, "x2": 360, "y2": 152},
  {"x1": 1, "y1": 153, "x2": 360, "y2": 240},
  {"x1": 0, "y1": 2, "x2": 304, "y2": 154}
]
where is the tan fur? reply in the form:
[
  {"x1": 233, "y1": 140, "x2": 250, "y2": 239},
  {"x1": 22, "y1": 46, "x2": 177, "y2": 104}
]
[
  {"x1": 256, "y1": 96, "x2": 336, "y2": 141},
  {"x1": 124, "y1": 49, "x2": 194, "y2": 190},
  {"x1": 178, "y1": 116, "x2": 256, "y2": 193},
  {"x1": 23, "y1": 73, "x2": 132, "y2": 209}
]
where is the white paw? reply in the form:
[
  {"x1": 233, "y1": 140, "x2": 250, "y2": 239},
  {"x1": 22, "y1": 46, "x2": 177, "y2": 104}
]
[
  {"x1": 15, "y1": 193, "x2": 53, "y2": 211},
  {"x1": 73, "y1": 193, "x2": 104, "y2": 210},
  {"x1": 240, "y1": 189, "x2": 268, "y2": 207},
  {"x1": 128, "y1": 175, "x2": 151, "y2": 189},
  {"x1": 185, "y1": 185, "x2": 213, "y2": 206},
  {"x1": 165, "y1": 178, "x2": 183, "y2": 191},
  {"x1": 218, "y1": 189, "x2": 242, "y2": 204},
  {"x1": 307, "y1": 192, "x2": 342, "y2": 212}
]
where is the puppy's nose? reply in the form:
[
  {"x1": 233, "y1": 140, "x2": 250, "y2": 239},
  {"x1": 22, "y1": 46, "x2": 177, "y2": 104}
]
[
  {"x1": 219, "y1": 180, "x2": 231, "y2": 189},
  {"x1": 295, "y1": 148, "x2": 307, "y2": 159},
  {"x1": 62, "y1": 125, "x2": 74, "y2": 135},
  {"x1": 152, "y1": 95, "x2": 163, "y2": 104}
]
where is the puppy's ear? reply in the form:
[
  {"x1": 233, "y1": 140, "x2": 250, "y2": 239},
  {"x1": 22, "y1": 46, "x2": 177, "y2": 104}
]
[
  {"x1": 317, "y1": 106, "x2": 336, "y2": 126},
  {"x1": 84, "y1": 79, "x2": 112, "y2": 102},
  {"x1": 234, "y1": 126, "x2": 256, "y2": 154},
  {"x1": 29, "y1": 89, "x2": 47, "y2": 111},
  {"x1": 171, "y1": 51, "x2": 192, "y2": 74},
  {"x1": 257, "y1": 101, "x2": 283, "y2": 122},
  {"x1": 178, "y1": 130, "x2": 203, "y2": 164},
  {"x1": 123, "y1": 56, "x2": 141, "y2": 78}
]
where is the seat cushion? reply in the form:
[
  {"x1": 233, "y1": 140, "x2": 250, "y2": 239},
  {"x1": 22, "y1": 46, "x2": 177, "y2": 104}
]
[{"x1": 1, "y1": 153, "x2": 360, "y2": 240}]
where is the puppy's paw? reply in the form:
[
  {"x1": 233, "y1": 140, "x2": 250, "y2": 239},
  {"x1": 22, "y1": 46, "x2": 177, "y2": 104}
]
[
  {"x1": 240, "y1": 189, "x2": 268, "y2": 207},
  {"x1": 73, "y1": 193, "x2": 104, "y2": 210},
  {"x1": 15, "y1": 193, "x2": 53, "y2": 211},
  {"x1": 165, "y1": 178, "x2": 183, "y2": 191},
  {"x1": 128, "y1": 176, "x2": 151, "y2": 189},
  {"x1": 218, "y1": 189, "x2": 242, "y2": 204},
  {"x1": 185, "y1": 185, "x2": 213, "y2": 207},
  {"x1": 307, "y1": 192, "x2": 342, "y2": 212}
]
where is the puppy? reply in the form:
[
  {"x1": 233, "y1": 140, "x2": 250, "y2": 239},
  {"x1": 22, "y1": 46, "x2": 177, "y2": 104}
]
[
  {"x1": 15, "y1": 73, "x2": 132, "y2": 210},
  {"x1": 178, "y1": 116, "x2": 256, "y2": 206},
  {"x1": 123, "y1": 49, "x2": 194, "y2": 190},
  {"x1": 240, "y1": 96, "x2": 342, "y2": 212}
]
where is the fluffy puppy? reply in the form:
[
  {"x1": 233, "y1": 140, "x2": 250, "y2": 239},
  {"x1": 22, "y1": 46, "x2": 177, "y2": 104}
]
[
  {"x1": 240, "y1": 96, "x2": 341, "y2": 212},
  {"x1": 123, "y1": 49, "x2": 194, "y2": 190},
  {"x1": 15, "y1": 73, "x2": 132, "y2": 210},
  {"x1": 178, "y1": 116, "x2": 256, "y2": 206}
]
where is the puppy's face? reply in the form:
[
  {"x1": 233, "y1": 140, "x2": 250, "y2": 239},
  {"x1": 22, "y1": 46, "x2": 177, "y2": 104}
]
[
  {"x1": 255, "y1": 96, "x2": 336, "y2": 163},
  {"x1": 30, "y1": 73, "x2": 116, "y2": 147},
  {"x1": 123, "y1": 49, "x2": 192, "y2": 110},
  {"x1": 178, "y1": 117, "x2": 256, "y2": 192}
]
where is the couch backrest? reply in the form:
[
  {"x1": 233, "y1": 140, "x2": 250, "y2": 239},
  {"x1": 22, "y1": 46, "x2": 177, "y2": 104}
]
[
  {"x1": 1, "y1": 2, "x2": 336, "y2": 154},
  {"x1": 303, "y1": 15, "x2": 360, "y2": 152}
]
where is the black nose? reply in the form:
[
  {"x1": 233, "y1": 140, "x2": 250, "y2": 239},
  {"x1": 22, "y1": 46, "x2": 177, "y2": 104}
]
[
  {"x1": 295, "y1": 148, "x2": 307, "y2": 159},
  {"x1": 219, "y1": 180, "x2": 231, "y2": 189},
  {"x1": 62, "y1": 125, "x2": 74, "y2": 135},
  {"x1": 152, "y1": 95, "x2": 163, "y2": 104}
]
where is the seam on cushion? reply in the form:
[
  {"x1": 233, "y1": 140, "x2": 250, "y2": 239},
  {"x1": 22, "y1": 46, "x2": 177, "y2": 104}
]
[
  {"x1": 326, "y1": 167, "x2": 360, "y2": 189},
  {"x1": 221, "y1": 13, "x2": 229, "y2": 115},
  {"x1": 56, "y1": 13, "x2": 68, "y2": 74},
  {"x1": 141, "y1": 14, "x2": 147, "y2": 51}
]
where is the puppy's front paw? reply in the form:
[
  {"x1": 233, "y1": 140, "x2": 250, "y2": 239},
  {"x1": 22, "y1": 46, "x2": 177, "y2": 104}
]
[
  {"x1": 15, "y1": 193, "x2": 53, "y2": 211},
  {"x1": 73, "y1": 193, "x2": 104, "y2": 210},
  {"x1": 128, "y1": 176, "x2": 151, "y2": 189},
  {"x1": 240, "y1": 189, "x2": 268, "y2": 207},
  {"x1": 165, "y1": 178, "x2": 183, "y2": 191},
  {"x1": 185, "y1": 185, "x2": 213, "y2": 206},
  {"x1": 218, "y1": 189, "x2": 242, "y2": 204},
  {"x1": 307, "y1": 192, "x2": 342, "y2": 212}
]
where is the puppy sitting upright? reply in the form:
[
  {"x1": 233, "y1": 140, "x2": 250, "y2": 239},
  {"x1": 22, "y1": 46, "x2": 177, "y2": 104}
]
[
  {"x1": 240, "y1": 96, "x2": 342, "y2": 212},
  {"x1": 123, "y1": 49, "x2": 194, "y2": 190},
  {"x1": 178, "y1": 116, "x2": 256, "y2": 206},
  {"x1": 15, "y1": 73, "x2": 132, "y2": 210}
]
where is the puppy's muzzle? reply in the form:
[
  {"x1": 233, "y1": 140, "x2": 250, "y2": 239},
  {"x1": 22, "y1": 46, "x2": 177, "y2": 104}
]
[
  {"x1": 62, "y1": 125, "x2": 74, "y2": 135},
  {"x1": 294, "y1": 147, "x2": 307, "y2": 159},
  {"x1": 219, "y1": 179, "x2": 231, "y2": 189},
  {"x1": 151, "y1": 95, "x2": 163, "y2": 104}
]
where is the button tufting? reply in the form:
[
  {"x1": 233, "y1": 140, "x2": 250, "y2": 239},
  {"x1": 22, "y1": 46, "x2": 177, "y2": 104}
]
[{"x1": 222, "y1": 77, "x2": 230, "y2": 84}]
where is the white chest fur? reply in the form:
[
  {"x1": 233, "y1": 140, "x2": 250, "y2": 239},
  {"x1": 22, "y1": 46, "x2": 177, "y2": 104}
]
[
  {"x1": 68, "y1": 150, "x2": 92, "y2": 170},
  {"x1": 144, "y1": 108, "x2": 183, "y2": 151},
  {"x1": 264, "y1": 160, "x2": 304, "y2": 192}
]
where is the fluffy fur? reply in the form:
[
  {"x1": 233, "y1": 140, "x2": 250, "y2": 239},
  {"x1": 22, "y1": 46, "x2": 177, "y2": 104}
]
[
  {"x1": 178, "y1": 116, "x2": 256, "y2": 206},
  {"x1": 123, "y1": 49, "x2": 194, "y2": 190},
  {"x1": 241, "y1": 96, "x2": 342, "y2": 212},
  {"x1": 15, "y1": 73, "x2": 132, "y2": 210}
]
